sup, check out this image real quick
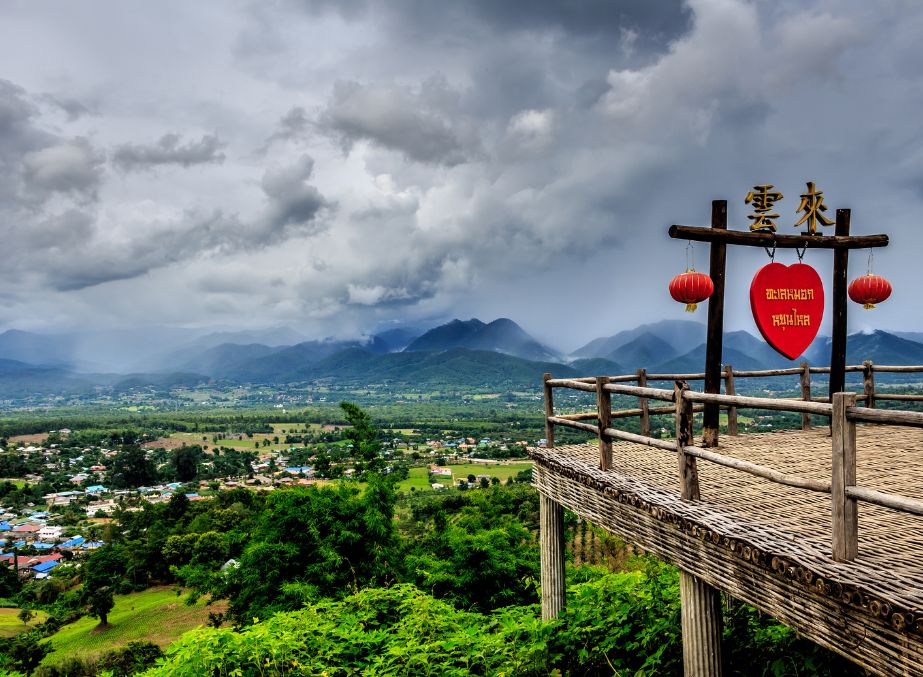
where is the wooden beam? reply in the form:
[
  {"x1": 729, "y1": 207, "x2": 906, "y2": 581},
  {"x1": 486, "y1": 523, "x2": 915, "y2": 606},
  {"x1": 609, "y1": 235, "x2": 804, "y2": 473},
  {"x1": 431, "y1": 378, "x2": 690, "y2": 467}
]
[
  {"x1": 669, "y1": 224, "x2": 888, "y2": 249},
  {"x1": 539, "y1": 494, "x2": 566, "y2": 620},
  {"x1": 703, "y1": 200, "x2": 727, "y2": 448},
  {"x1": 832, "y1": 392, "x2": 858, "y2": 562},
  {"x1": 829, "y1": 210, "x2": 851, "y2": 398},
  {"x1": 596, "y1": 377, "x2": 612, "y2": 471},
  {"x1": 543, "y1": 373, "x2": 555, "y2": 449}
]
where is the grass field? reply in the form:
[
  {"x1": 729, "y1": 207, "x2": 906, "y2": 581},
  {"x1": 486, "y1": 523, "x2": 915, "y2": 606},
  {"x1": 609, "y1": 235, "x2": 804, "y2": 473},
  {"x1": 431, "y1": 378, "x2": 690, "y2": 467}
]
[
  {"x1": 0, "y1": 608, "x2": 50, "y2": 638},
  {"x1": 40, "y1": 587, "x2": 227, "y2": 667},
  {"x1": 396, "y1": 462, "x2": 532, "y2": 493}
]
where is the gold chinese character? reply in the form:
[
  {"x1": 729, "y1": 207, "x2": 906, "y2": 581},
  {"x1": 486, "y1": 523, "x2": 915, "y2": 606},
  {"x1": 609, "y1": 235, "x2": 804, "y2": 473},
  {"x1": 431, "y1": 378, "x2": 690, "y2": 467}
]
[
  {"x1": 794, "y1": 181, "x2": 833, "y2": 235},
  {"x1": 745, "y1": 184, "x2": 784, "y2": 232}
]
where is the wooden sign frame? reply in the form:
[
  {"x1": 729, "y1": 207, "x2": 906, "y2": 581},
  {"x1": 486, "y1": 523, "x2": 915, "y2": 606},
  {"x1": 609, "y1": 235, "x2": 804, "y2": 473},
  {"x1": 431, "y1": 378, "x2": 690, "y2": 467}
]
[{"x1": 669, "y1": 205, "x2": 889, "y2": 447}]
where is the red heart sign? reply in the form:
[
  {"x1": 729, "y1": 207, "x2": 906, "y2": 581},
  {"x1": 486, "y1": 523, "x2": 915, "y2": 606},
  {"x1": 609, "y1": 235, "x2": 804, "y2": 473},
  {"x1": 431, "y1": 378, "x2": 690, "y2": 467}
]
[{"x1": 750, "y1": 262, "x2": 824, "y2": 360}]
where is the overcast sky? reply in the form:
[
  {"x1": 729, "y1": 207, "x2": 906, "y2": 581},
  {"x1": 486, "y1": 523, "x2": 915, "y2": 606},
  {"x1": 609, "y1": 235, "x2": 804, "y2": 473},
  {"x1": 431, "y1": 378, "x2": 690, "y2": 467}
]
[{"x1": 1, "y1": 0, "x2": 921, "y2": 352}]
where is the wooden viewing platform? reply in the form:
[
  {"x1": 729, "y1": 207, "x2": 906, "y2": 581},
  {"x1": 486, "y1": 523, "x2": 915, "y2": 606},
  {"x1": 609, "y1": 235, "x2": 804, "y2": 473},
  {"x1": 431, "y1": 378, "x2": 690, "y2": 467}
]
[{"x1": 531, "y1": 365, "x2": 923, "y2": 676}]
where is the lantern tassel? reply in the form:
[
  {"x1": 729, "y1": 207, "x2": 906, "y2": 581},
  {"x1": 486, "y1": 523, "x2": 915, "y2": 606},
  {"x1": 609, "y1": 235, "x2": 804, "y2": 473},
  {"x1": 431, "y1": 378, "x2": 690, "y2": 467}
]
[
  {"x1": 685, "y1": 303, "x2": 697, "y2": 313},
  {"x1": 863, "y1": 302, "x2": 876, "y2": 310}
]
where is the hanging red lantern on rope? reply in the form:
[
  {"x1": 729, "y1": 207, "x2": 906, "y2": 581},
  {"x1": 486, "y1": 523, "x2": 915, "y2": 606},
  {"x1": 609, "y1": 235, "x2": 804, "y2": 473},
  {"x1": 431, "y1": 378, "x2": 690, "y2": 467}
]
[
  {"x1": 848, "y1": 274, "x2": 892, "y2": 309},
  {"x1": 669, "y1": 270, "x2": 714, "y2": 312}
]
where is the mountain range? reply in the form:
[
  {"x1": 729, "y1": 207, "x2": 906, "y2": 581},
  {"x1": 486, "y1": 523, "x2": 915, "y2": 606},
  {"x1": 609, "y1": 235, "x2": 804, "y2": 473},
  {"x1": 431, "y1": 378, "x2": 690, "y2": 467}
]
[{"x1": 1, "y1": 318, "x2": 923, "y2": 395}]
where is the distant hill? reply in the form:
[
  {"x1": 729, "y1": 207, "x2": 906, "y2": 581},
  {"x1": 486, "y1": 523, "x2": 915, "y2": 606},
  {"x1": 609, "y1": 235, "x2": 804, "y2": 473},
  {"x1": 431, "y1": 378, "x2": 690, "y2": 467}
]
[
  {"x1": 373, "y1": 327, "x2": 423, "y2": 352},
  {"x1": 405, "y1": 318, "x2": 560, "y2": 361},
  {"x1": 302, "y1": 347, "x2": 577, "y2": 389},
  {"x1": 0, "y1": 358, "x2": 97, "y2": 397},
  {"x1": 571, "y1": 320, "x2": 706, "y2": 360},
  {"x1": 174, "y1": 343, "x2": 285, "y2": 377},
  {"x1": 602, "y1": 332, "x2": 676, "y2": 369}
]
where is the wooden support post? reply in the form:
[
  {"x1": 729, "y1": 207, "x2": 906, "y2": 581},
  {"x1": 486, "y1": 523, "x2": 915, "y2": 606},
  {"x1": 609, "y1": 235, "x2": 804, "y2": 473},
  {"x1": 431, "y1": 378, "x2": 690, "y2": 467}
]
[
  {"x1": 723, "y1": 365, "x2": 738, "y2": 436},
  {"x1": 800, "y1": 362, "x2": 812, "y2": 430},
  {"x1": 832, "y1": 392, "x2": 858, "y2": 562},
  {"x1": 680, "y1": 571, "x2": 724, "y2": 677},
  {"x1": 539, "y1": 493, "x2": 566, "y2": 620},
  {"x1": 675, "y1": 382, "x2": 700, "y2": 500},
  {"x1": 829, "y1": 209, "x2": 851, "y2": 399},
  {"x1": 637, "y1": 368, "x2": 650, "y2": 437},
  {"x1": 703, "y1": 200, "x2": 727, "y2": 448},
  {"x1": 863, "y1": 360, "x2": 875, "y2": 409},
  {"x1": 543, "y1": 373, "x2": 555, "y2": 449},
  {"x1": 596, "y1": 376, "x2": 612, "y2": 470}
]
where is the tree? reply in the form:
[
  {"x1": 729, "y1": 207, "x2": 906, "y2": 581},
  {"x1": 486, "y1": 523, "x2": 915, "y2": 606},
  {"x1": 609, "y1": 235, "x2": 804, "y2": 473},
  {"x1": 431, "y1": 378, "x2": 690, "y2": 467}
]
[
  {"x1": 339, "y1": 402, "x2": 381, "y2": 467},
  {"x1": 171, "y1": 445, "x2": 202, "y2": 482},
  {"x1": 17, "y1": 607, "x2": 34, "y2": 626},
  {"x1": 110, "y1": 444, "x2": 156, "y2": 488},
  {"x1": 87, "y1": 585, "x2": 115, "y2": 627}
]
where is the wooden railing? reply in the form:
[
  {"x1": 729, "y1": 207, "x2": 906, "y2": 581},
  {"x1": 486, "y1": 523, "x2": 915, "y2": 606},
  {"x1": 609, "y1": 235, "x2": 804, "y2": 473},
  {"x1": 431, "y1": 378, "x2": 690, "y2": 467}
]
[
  {"x1": 546, "y1": 361, "x2": 923, "y2": 437},
  {"x1": 542, "y1": 366, "x2": 923, "y2": 563}
]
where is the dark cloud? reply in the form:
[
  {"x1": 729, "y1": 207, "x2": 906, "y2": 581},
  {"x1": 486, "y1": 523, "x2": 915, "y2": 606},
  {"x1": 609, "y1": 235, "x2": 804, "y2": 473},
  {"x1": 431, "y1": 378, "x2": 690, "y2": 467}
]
[
  {"x1": 260, "y1": 155, "x2": 330, "y2": 234},
  {"x1": 317, "y1": 79, "x2": 474, "y2": 165},
  {"x1": 112, "y1": 133, "x2": 226, "y2": 172}
]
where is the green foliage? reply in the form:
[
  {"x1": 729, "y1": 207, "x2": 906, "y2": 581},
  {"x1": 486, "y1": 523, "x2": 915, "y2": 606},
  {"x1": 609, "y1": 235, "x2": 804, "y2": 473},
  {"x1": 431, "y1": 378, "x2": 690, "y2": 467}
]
[{"x1": 109, "y1": 444, "x2": 157, "y2": 489}]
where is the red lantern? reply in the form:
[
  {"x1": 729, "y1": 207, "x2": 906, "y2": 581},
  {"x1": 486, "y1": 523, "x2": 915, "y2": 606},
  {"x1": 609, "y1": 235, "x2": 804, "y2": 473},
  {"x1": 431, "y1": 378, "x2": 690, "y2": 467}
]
[
  {"x1": 669, "y1": 270, "x2": 714, "y2": 312},
  {"x1": 848, "y1": 274, "x2": 892, "y2": 309}
]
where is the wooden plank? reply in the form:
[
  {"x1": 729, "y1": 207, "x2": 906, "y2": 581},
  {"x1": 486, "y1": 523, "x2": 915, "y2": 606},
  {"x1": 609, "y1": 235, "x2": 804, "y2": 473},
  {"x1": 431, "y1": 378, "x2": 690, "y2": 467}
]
[
  {"x1": 829, "y1": 209, "x2": 851, "y2": 398},
  {"x1": 832, "y1": 392, "x2": 858, "y2": 562},
  {"x1": 732, "y1": 367, "x2": 804, "y2": 377},
  {"x1": 846, "y1": 407, "x2": 923, "y2": 427},
  {"x1": 871, "y1": 365, "x2": 923, "y2": 373},
  {"x1": 547, "y1": 416, "x2": 598, "y2": 434},
  {"x1": 543, "y1": 373, "x2": 555, "y2": 449},
  {"x1": 724, "y1": 364, "x2": 738, "y2": 436},
  {"x1": 703, "y1": 200, "x2": 727, "y2": 448},
  {"x1": 596, "y1": 377, "x2": 612, "y2": 471},
  {"x1": 847, "y1": 486, "x2": 923, "y2": 517},
  {"x1": 637, "y1": 368, "x2": 651, "y2": 437},
  {"x1": 675, "y1": 382, "x2": 700, "y2": 501},
  {"x1": 539, "y1": 494, "x2": 566, "y2": 620},
  {"x1": 682, "y1": 444, "x2": 831, "y2": 493},
  {"x1": 800, "y1": 361, "x2": 813, "y2": 431},
  {"x1": 683, "y1": 390, "x2": 832, "y2": 416},
  {"x1": 603, "y1": 427, "x2": 678, "y2": 452},
  {"x1": 602, "y1": 383, "x2": 675, "y2": 401},
  {"x1": 669, "y1": 224, "x2": 888, "y2": 249},
  {"x1": 874, "y1": 394, "x2": 923, "y2": 402}
]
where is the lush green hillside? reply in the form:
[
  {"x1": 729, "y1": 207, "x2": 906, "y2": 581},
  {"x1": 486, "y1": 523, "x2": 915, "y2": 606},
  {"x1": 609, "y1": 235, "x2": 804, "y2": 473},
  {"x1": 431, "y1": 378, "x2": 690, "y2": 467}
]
[{"x1": 39, "y1": 587, "x2": 226, "y2": 668}]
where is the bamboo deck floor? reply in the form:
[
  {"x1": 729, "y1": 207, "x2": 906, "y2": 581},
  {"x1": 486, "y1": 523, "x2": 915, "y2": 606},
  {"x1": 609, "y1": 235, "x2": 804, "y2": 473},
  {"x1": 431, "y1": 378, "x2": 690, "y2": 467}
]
[{"x1": 530, "y1": 425, "x2": 923, "y2": 616}]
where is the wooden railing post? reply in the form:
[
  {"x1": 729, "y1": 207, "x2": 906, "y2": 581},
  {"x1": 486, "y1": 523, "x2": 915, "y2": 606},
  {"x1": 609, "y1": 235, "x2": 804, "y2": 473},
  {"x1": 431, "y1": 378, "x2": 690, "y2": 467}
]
[
  {"x1": 723, "y1": 365, "x2": 738, "y2": 436},
  {"x1": 832, "y1": 392, "x2": 858, "y2": 562},
  {"x1": 637, "y1": 368, "x2": 650, "y2": 437},
  {"x1": 863, "y1": 360, "x2": 875, "y2": 409},
  {"x1": 543, "y1": 373, "x2": 555, "y2": 448},
  {"x1": 539, "y1": 493, "x2": 566, "y2": 620},
  {"x1": 674, "y1": 381, "x2": 700, "y2": 500},
  {"x1": 800, "y1": 362, "x2": 812, "y2": 430},
  {"x1": 675, "y1": 381, "x2": 721, "y2": 675},
  {"x1": 596, "y1": 377, "x2": 612, "y2": 470}
]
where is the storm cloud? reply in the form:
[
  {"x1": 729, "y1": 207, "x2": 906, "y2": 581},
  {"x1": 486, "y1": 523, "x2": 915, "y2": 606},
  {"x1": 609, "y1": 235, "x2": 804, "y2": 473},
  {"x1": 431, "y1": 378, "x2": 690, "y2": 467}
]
[
  {"x1": 113, "y1": 133, "x2": 226, "y2": 171},
  {"x1": 1, "y1": 0, "x2": 922, "y2": 350}
]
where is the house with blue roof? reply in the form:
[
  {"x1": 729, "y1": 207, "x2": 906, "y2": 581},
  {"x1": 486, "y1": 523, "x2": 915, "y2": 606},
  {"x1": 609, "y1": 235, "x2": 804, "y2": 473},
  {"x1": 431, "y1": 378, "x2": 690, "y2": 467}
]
[
  {"x1": 84, "y1": 485, "x2": 107, "y2": 494},
  {"x1": 0, "y1": 521, "x2": 10, "y2": 531},
  {"x1": 58, "y1": 536, "x2": 85, "y2": 548}
]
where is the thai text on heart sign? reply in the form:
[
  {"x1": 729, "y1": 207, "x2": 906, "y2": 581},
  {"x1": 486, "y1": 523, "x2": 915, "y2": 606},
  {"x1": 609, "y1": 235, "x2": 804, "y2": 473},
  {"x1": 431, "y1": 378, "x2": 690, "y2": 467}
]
[{"x1": 750, "y1": 262, "x2": 824, "y2": 360}]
